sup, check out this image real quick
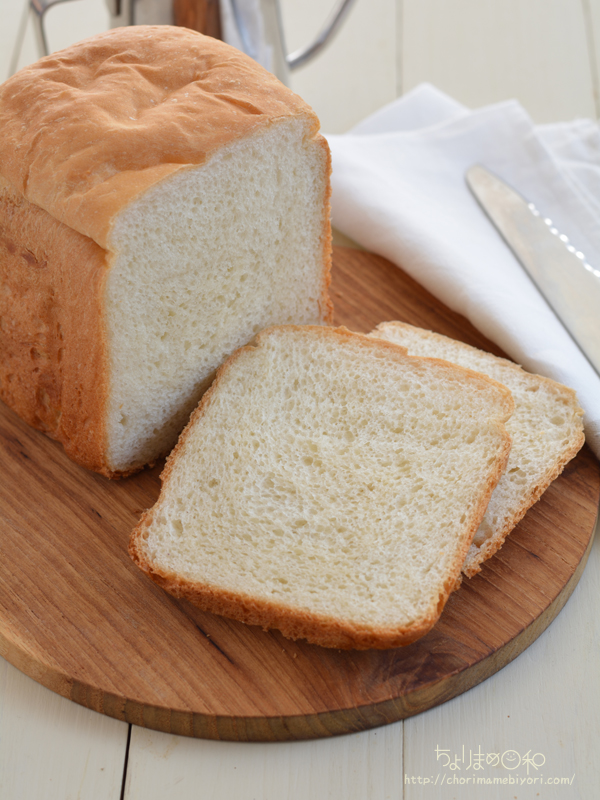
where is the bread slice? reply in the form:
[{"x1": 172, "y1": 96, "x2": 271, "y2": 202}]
[
  {"x1": 129, "y1": 325, "x2": 514, "y2": 649},
  {"x1": 371, "y1": 322, "x2": 585, "y2": 577},
  {"x1": 0, "y1": 27, "x2": 332, "y2": 477}
]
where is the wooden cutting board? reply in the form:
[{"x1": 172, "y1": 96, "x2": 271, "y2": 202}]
[{"x1": 0, "y1": 246, "x2": 598, "y2": 741}]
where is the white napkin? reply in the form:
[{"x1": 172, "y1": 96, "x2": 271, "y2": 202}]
[{"x1": 326, "y1": 84, "x2": 600, "y2": 459}]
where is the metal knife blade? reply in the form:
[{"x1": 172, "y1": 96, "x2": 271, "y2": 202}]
[{"x1": 466, "y1": 164, "x2": 600, "y2": 376}]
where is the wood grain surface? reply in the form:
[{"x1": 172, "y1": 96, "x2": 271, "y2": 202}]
[{"x1": 0, "y1": 246, "x2": 597, "y2": 742}]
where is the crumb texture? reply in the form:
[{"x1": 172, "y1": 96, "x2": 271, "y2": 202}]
[
  {"x1": 105, "y1": 121, "x2": 329, "y2": 472},
  {"x1": 0, "y1": 27, "x2": 331, "y2": 476},
  {"x1": 131, "y1": 326, "x2": 513, "y2": 647},
  {"x1": 372, "y1": 322, "x2": 585, "y2": 576}
]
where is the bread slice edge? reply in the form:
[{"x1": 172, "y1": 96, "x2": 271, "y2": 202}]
[
  {"x1": 129, "y1": 325, "x2": 515, "y2": 648},
  {"x1": 371, "y1": 320, "x2": 585, "y2": 578}
]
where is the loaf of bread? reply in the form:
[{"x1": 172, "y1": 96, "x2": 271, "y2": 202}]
[
  {"x1": 129, "y1": 325, "x2": 514, "y2": 649},
  {"x1": 0, "y1": 26, "x2": 332, "y2": 477},
  {"x1": 371, "y1": 322, "x2": 585, "y2": 577}
]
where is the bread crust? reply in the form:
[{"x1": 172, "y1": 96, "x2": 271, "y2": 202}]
[
  {"x1": 0, "y1": 178, "x2": 114, "y2": 473},
  {"x1": 372, "y1": 321, "x2": 585, "y2": 578},
  {"x1": 0, "y1": 26, "x2": 323, "y2": 251},
  {"x1": 128, "y1": 530, "x2": 445, "y2": 649},
  {"x1": 129, "y1": 325, "x2": 514, "y2": 649},
  {"x1": 0, "y1": 27, "x2": 332, "y2": 475}
]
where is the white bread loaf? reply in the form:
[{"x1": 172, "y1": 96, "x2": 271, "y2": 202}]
[
  {"x1": 0, "y1": 26, "x2": 332, "y2": 477},
  {"x1": 129, "y1": 326, "x2": 514, "y2": 649},
  {"x1": 371, "y1": 322, "x2": 585, "y2": 577}
]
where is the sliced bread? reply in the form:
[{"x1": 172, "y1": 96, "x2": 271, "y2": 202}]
[
  {"x1": 371, "y1": 321, "x2": 585, "y2": 577},
  {"x1": 129, "y1": 325, "x2": 514, "y2": 649}
]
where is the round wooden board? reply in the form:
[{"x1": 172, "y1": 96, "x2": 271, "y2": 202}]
[{"x1": 0, "y1": 246, "x2": 598, "y2": 741}]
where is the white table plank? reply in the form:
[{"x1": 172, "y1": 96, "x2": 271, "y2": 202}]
[
  {"x1": 123, "y1": 723, "x2": 402, "y2": 800},
  {"x1": 0, "y1": 658, "x2": 129, "y2": 800},
  {"x1": 402, "y1": 0, "x2": 597, "y2": 122},
  {"x1": 403, "y1": 520, "x2": 600, "y2": 799}
]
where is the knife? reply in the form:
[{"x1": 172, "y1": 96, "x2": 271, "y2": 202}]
[{"x1": 466, "y1": 164, "x2": 600, "y2": 376}]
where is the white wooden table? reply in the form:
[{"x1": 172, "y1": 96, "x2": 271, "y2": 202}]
[{"x1": 1, "y1": 1, "x2": 599, "y2": 797}]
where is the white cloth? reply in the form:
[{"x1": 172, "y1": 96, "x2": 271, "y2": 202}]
[{"x1": 326, "y1": 84, "x2": 600, "y2": 459}]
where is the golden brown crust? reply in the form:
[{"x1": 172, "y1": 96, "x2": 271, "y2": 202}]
[
  {"x1": 0, "y1": 25, "x2": 321, "y2": 251},
  {"x1": 372, "y1": 321, "x2": 585, "y2": 579},
  {"x1": 0, "y1": 178, "x2": 115, "y2": 475},
  {"x1": 129, "y1": 325, "x2": 514, "y2": 649},
  {"x1": 128, "y1": 528, "x2": 437, "y2": 649},
  {"x1": 0, "y1": 28, "x2": 331, "y2": 477},
  {"x1": 461, "y1": 427, "x2": 584, "y2": 577},
  {"x1": 315, "y1": 136, "x2": 334, "y2": 324},
  {"x1": 129, "y1": 451, "x2": 507, "y2": 649}
]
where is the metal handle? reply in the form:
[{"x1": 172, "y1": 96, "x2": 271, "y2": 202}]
[
  {"x1": 286, "y1": 0, "x2": 356, "y2": 71},
  {"x1": 228, "y1": 0, "x2": 357, "y2": 85},
  {"x1": 30, "y1": 0, "x2": 133, "y2": 58},
  {"x1": 29, "y1": 0, "x2": 356, "y2": 74},
  {"x1": 30, "y1": 0, "x2": 77, "y2": 57}
]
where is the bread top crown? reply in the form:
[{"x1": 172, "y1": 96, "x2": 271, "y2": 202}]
[{"x1": 0, "y1": 25, "x2": 320, "y2": 249}]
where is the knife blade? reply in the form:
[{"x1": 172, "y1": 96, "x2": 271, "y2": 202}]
[{"x1": 466, "y1": 164, "x2": 600, "y2": 376}]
